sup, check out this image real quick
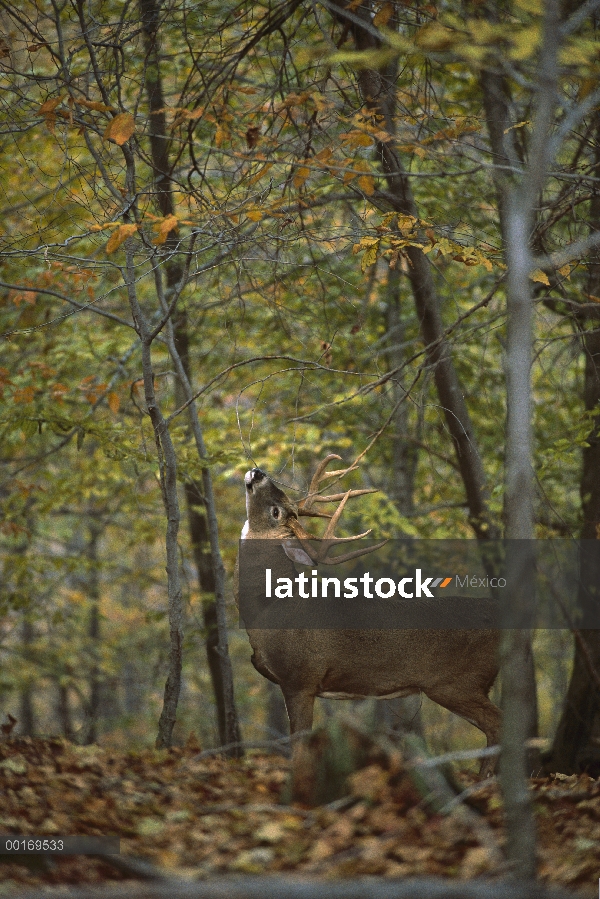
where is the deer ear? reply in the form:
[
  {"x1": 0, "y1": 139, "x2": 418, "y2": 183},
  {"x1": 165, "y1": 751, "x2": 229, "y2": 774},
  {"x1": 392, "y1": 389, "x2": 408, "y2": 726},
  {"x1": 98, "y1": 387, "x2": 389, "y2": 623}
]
[{"x1": 282, "y1": 540, "x2": 313, "y2": 566}]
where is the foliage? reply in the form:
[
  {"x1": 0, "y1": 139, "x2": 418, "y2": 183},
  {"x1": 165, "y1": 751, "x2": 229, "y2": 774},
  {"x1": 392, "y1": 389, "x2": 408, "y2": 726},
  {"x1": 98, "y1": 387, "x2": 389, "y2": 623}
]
[{"x1": 0, "y1": 0, "x2": 597, "y2": 758}]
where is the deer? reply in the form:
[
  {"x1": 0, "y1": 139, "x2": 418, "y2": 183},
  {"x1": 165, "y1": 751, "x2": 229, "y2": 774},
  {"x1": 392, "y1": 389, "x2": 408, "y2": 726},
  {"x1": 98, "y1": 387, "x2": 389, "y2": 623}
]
[{"x1": 234, "y1": 454, "x2": 501, "y2": 779}]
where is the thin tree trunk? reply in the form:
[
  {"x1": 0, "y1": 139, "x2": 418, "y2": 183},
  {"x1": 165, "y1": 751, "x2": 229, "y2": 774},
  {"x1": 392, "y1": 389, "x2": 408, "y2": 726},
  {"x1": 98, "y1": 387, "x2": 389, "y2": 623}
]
[
  {"x1": 56, "y1": 681, "x2": 74, "y2": 741},
  {"x1": 496, "y1": 0, "x2": 561, "y2": 878},
  {"x1": 19, "y1": 615, "x2": 34, "y2": 737},
  {"x1": 85, "y1": 524, "x2": 101, "y2": 744},
  {"x1": 547, "y1": 113, "x2": 600, "y2": 774},
  {"x1": 480, "y1": 65, "x2": 539, "y2": 753},
  {"x1": 385, "y1": 266, "x2": 416, "y2": 516},
  {"x1": 139, "y1": 0, "x2": 242, "y2": 751},
  {"x1": 328, "y1": 0, "x2": 498, "y2": 542},
  {"x1": 122, "y1": 225, "x2": 184, "y2": 749},
  {"x1": 501, "y1": 192, "x2": 538, "y2": 880}
]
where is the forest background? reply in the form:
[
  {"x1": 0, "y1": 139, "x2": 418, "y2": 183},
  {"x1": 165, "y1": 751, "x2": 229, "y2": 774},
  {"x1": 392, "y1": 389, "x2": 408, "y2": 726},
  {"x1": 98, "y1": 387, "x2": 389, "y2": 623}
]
[{"x1": 1, "y1": 0, "x2": 600, "y2": 798}]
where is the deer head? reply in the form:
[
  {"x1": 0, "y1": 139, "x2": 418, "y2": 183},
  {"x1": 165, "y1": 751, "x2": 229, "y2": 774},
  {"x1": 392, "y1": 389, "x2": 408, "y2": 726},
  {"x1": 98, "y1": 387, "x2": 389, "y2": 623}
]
[{"x1": 242, "y1": 454, "x2": 386, "y2": 565}]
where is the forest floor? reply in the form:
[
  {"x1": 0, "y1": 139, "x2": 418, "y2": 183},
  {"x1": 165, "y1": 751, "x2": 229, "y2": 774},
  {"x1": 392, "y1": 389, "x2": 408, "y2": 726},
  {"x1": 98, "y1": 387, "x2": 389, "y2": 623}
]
[{"x1": 0, "y1": 735, "x2": 598, "y2": 896}]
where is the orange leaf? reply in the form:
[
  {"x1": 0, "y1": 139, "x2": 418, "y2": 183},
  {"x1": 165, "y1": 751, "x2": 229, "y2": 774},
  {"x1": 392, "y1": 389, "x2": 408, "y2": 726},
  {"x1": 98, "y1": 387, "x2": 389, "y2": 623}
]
[
  {"x1": 103, "y1": 112, "x2": 135, "y2": 145},
  {"x1": 153, "y1": 214, "x2": 179, "y2": 245},
  {"x1": 108, "y1": 392, "x2": 120, "y2": 414},
  {"x1": 358, "y1": 174, "x2": 375, "y2": 195},
  {"x1": 14, "y1": 386, "x2": 35, "y2": 404},
  {"x1": 76, "y1": 97, "x2": 115, "y2": 113},
  {"x1": 105, "y1": 223, "x2": 138, "y2": 254},
  {"x1": 214, "y1": 125, "x2": 227, "y2": 148},
  {"x1": 373, "y1": 2, "x2": 394, "y2": 26},
  {"x1": 39, "y1": 96, "x2": 63, "y2": 115}
]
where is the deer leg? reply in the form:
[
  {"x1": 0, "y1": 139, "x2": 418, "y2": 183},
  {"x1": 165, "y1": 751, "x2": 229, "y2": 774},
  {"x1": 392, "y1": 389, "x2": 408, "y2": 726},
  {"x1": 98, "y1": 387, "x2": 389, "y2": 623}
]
[
  {"x1": 424, "y1": 687, "x2": 501, "y2": 778},
  {"x1": 282, "y1": 688, "x2": 316, "y2": 803},
  {"x1": 282, "y1": 687, "x2": 315, "y2": 735}
]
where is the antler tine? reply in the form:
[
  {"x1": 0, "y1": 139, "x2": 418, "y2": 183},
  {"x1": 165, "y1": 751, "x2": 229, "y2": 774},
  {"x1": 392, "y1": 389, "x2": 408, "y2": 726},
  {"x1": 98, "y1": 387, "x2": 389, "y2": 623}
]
[
  {"x1": 298, "y1": 509, "x2": 333, "y2": 520},
  {"x1": 322, "y1": 489, "x2": 352, "y2": 539},
  {"x1": 319, "y1": 539, "x2": 388, "y2": 565},
  {"x1": 300, "y1": 454, "x2": 368, "y2": 514},
  {"x1": 302, "y1": 487, "x2": 377, "y2": 506},
  {"x1": 304, "y1": 453, "x2": 342, "y2": 498},
  {"x1": 288, "y1": 518, "x2": 385, "y2": 566}
]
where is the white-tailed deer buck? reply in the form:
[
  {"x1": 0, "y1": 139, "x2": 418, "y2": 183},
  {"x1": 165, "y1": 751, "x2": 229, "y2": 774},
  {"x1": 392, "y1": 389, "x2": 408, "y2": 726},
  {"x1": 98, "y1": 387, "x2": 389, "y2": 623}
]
[{"x1": 234, "y1": 455, "x2": 500, "y2": 777}]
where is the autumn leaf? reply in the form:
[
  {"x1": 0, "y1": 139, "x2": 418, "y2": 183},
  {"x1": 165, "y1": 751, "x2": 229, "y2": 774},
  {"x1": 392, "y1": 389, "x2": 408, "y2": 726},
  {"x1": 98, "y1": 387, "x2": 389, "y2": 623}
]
[
  {"x1": 39, "y1": 96, "x2": 63, "y2": 115},
  {"x1": 361, "y1": 241, "x2": 380, "y2": 271},
  {"x1": 105, "y1": 223, "x2": 138, "y2": 254},
  {"x1": 13, "y1": 386, "x2": 35, "y2": 404},
  {"x1": 38, "y1": 95, "x2": 64, "y2": 133},
  {"x1": 531, "y1": 269, "x2": 550, "y2": 286},
  {"x1": 293, "y1": 166, "x2": 311, "y2": 188},
  {"x1": 76, "y1": 97, "x2": 115, "y2": 113},
  {"x1": 107, "y1": 392, "x2": 120, "y2": 414},
  {"x1": 358, "y1": 173, "x2": 375, "y2": 195},
  {"x1": 373, "y1": 2, "x2": 394, "y2": 27},
  {"x1": 558, "y1": 264, "x2": 571, "y2": 280},
  {"x1": 153, "y1": 214, "x2": 179, "y2": 245},
  {"x1": 214, "y1": 125, "x2": 228, "y2": 147},
  {"x1": 415, "y1": 22, "x2": 460, "y2": 51},
  {"x1": 103, "y1": 112, "x2": 135, "y2": 145},
  {"x1": 504, "y1": 120, "x2": 531, "y2": 134}
]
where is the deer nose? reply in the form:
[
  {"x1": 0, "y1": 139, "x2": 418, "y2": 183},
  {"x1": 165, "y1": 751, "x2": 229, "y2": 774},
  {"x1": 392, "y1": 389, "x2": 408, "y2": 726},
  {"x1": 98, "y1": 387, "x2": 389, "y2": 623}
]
[{"x1": 244, "y1": 468, "x2": 265, "y2": 490}]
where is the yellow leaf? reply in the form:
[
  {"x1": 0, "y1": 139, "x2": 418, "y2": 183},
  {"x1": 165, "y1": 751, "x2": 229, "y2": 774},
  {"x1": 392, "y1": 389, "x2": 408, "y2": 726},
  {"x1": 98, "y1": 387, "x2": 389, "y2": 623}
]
[
  {"x1": 509, "y1": 24, "x2": 540, "y2": 62},
  {"x1": 504, "y1": 120, "x2": 531, "y2": 134},
  {"x1": 373, "y1": 2, "x2": 394, "y2": 27},
  {"x1": 530, "y1": 269, "x2": 550, "y2": 286},
  {"x1": 103, "y1": 112, "x2": 135, "y2": 145},
  {"x1": 415, "y1": 22, "x2": 460, "y2": 52},
  {"x1": 558, "y1": 264, "x2": 571, "y2": 280},
  {"x1": 358, "y1": 174, "x2": 375, "y2": 195},
  {"x1": 107, "y1": 392, "x2": 120, "y2": 414},
  {"x1": 395, "y1": 215, "x2": 417, "y2": 235},
  {"x1": 153, "y1": 214, "x2": 179, "y2": 245},
  {"x1": 105, "y1": 223, "x2": 138, "y2": 254},
  {"x1": 342, "y1": 130, "x2": 373, "y2": 148},
  {"x1": 214, "y1": 125, "x2": 227, "y2": 148},
  {"x1": 247, "y1": 162, "x2": 273, "y2": 186},
  {"x1": 361, "y1": 241, "x2": 380, "y2": 271},
  {"x1": 293, "y1": 166, "x2": 310, "y2": 188},
  {"x1": 246, "y1": 209, "x2": 263, "y2": 221},
  {"x1": 314, "y1": 147, "x2": 333, "y2": 163},
  {"x1": 76, "y1": 97, "x2": 114, "y2": 113}
]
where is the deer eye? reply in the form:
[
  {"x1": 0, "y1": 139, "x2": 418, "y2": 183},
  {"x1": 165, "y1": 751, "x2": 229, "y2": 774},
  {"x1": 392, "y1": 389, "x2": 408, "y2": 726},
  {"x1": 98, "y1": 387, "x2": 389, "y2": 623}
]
[{"x1": 271, "y1": 506, "x2": 281, "y2": 520}]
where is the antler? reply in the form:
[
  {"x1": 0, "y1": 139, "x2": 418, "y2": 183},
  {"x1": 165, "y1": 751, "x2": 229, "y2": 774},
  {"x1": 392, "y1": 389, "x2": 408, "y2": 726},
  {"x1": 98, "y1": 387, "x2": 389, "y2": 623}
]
[
  {"x1": 298, "y1": 453, "x2": 377, "y2": 519},
  {"x1": 290, "y1": 454, "x2": 387, "y2": 564}
]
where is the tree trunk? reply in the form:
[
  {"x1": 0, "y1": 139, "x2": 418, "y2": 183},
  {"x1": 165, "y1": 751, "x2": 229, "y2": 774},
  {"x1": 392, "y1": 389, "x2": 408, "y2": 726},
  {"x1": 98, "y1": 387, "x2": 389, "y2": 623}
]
[
  {"x1": 19, "y1": 614, "x2": 34, "y2": 737},
  {"x1": 546, "y1": 114, "x2": 600, "y2": 775},
  {"x1": 139, "y1": 0, "x2": 242, "y2": 751},
  {"x1": 328, "y1": 0, "x2": 498, "y2": 542},
  {"x1": 56, "y1": 681, "x2": 74, "y2": 741},
  {"x1": 84, "y1": 524, "x2": 101, "y2": 744},
  {"x1": 480, "y1": 65, "x2": 539, "y2": 753}
]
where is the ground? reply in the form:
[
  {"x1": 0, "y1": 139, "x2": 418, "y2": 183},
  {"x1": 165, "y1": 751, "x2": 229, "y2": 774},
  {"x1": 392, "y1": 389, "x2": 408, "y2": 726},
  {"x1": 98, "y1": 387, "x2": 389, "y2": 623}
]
[{"x1": 0, "y1": 736, "x2": 598, "y2": 895}]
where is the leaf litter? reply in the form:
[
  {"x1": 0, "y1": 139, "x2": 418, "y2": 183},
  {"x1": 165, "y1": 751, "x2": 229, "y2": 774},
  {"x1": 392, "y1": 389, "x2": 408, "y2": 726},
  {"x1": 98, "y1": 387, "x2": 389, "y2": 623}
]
[{"x1": 0, "y1": 736, "x2": 598, "y2": 894}]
